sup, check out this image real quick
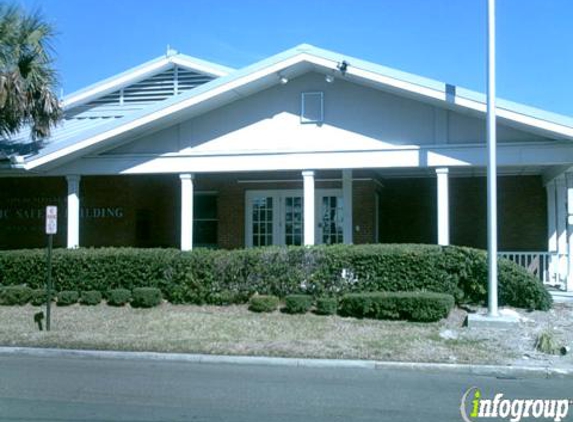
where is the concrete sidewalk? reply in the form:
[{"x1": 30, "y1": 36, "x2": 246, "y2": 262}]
[{"x1": 1, "y1": 346, "x2": 572, "y2": 379}]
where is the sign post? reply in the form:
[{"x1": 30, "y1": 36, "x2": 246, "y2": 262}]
[{"x1": 45, "y1": 206, "x2": 57, "y2": 331}]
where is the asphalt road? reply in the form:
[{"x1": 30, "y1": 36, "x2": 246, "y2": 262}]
[{"x1": 1, "y1": 354, "x2": 573, "y2": 422}]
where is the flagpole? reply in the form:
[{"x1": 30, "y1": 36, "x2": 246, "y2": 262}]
[{"x1": 487, "y1": 0, "x2": 499, "y2": 317}]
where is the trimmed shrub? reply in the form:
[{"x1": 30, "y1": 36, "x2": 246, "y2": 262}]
[
  {"x1": 283, "y1": 294, "x2": 313, "y2": 314},
  {"x1": 107, "y1": 288, "x2": 131, "y2": 306},
  {"x1": 56, "y1": 290, "x2": 79, "y2": 306},
  {"x1": 80, "y1": 290, "x2": 102, "y2": 306},
  {"x1": 0, "y1": 285, "x2": 32, "y2": 305},
  {"x1": 30, "y1": 289, "x2": 55, "y2": 306},
  {"x1": 249, "y1": 295, "x2": 279, "y2": 313},
  {"x1": 0, "y1": 244, "x2": 552, "y2": 310},
  {"x1": 131, "y1": 287, "x2": 162, "y2": 308},
  {"x1": 315, "y1": 297, "x2": 338, "y2": 315},
  {"x1": 339, "y1": 291, "x2": 455, "y2": 322}
]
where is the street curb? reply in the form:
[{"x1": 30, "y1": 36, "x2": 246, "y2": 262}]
[{"x1": 0, "y1": 346, "x2": 572, "y2": 378}]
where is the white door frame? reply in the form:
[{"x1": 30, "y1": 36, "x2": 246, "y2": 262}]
[{"x1": 245, "y1": 189, "x2": 343, "y2": 247}]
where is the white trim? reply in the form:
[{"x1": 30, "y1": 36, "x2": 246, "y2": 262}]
[{"x1": 48, "y1": 142, "x2": 573, "y2": 176}]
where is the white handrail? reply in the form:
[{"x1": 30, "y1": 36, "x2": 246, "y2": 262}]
[{"x1": 498, "y1": 251, "x2": 566, "y2": 290}]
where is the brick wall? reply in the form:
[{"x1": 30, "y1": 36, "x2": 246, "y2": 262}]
[{"x1": 0, "y1": 173, "x2": 544, "y2": 251}]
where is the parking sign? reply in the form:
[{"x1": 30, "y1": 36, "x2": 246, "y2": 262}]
[{"x1": 45, "y1": 206, "x2": 57, "y2": 234}]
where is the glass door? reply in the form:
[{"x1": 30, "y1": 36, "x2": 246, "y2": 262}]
[
  {"x1": 246, "y1": 189, "x2": 343, "y2": 247},
  {"x1": 318, "y1": 194, "x2": 344, "y2": 245}
]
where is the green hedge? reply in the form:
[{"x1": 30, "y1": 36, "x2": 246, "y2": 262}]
[
  {"x1": 0, "y1": 285, "x2": 32, "y2": 305},
  {"x1": 283, "y1": 294, "x2": 313, "y2": 314},
  {"x1": 107, "y1": 289, "x2": 131, "y2": 306},
  {"x1": 249, "y1": 295, "x2": 279, "y2": 313},
  {"x1": 339, "y1": 292, "x2": 455, "y2": 322},
  {"x1": 0, "y1": 245, "x2": 552, "y2": 310},
  {"x1": 57, "y1": 291, "x2": 79, "y2": 306},
  {"x1": 131, "y1": 287, "x2": 162, "y2": 308},
  {"x1": 315, "y1": 297, "x2": 338, "y2": 315},
  {"x1": 80, "y1": 290, "x2": 102, "y2": 306}
]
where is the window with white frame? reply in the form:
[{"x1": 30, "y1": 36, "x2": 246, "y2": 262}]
[{"x1": 301, "y1": 91, "x2": 324, "y2": 124}]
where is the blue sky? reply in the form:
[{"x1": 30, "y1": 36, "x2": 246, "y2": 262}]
[{"x1": 18, "y1": 0, "x2": 573, "y2": 116}]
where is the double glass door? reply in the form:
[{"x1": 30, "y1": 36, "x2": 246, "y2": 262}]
[{"x1": 246, "y1": 189, "x2": 344, "y2": 247}]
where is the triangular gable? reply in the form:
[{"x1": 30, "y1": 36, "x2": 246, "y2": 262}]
[{"x1": 18, "y1": 44, "x2": 573, "y2": 171}]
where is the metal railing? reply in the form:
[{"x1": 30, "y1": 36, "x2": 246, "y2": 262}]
[{"x1": 498, "y1": 251, "x2": 567, "y2": 290}]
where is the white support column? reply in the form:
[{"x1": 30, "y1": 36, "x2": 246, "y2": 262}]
[
  {"x1": 66, "y1": 175, "x2": 81, "y2": 249},
  {"x1": 342, "y1": 169, "x2": 353, "y2": 244},
  {"x1": 547, "y1": 180, "x2": 557, "y2": 285},
  {"x1": 302, "y1": 170, "x2": 315, "y2": 246},
  {"x1": 566, "y1": 173, "x2": 573, "y2": 291},
  {"x1": 436, "y1": 168, "x2": 450, "y2": 246},
  {"x1": 180, "y1": 173, "x2": 194, "y2": 251},
  {"x1": 547, "y1": 181, "x2": 557, "y2": 253},
  {"x1": 556, "y1": 175, "x2": 568, "y2": 283}
]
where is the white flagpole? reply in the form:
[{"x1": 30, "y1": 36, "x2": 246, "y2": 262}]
[{"x1": 487, "y1": 0, "x2": 499, "y2": 317}]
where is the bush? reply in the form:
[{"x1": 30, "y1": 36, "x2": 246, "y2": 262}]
[
  {"x1": 56, "y1": 291, "x2": 79, "y2": 306},
  {"x1": 30, "y1": 289, "x2": 55, "y2": 306},
  {"x1": 131, "y1": 287, "x2": 162, "y2": 308},
  {"x1": 339, "y1": 291, "x2": 455, "y2": 322},
  {"x1": 107, "y1": 288, "x2": 131, "y2": 306},
  {"x1": 315, "y1": 297, "x2": 338, "y2": 315},
  {"x1": 0, "y1": 285, "x2": 32, "y2": 305},
  {"x1": 248, "y1": 295, "x2": 279, "y2": 313},
  {"x1": 80, "y1": 290, "x2": 102, "y2": 306},
  {"x1": 283, "y1": 294, "x2": 313, "y2": 314},
  {"x1": 0, "y1": 245, "x2": 552, "y2": 310}
]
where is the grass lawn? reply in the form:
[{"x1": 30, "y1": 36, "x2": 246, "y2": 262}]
[{"x1": 0, "y1": 303, "x2": 516, "y2": 364}]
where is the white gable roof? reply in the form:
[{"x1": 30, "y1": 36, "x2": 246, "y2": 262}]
[{"x1": 7, "y1": 44, "x2": 573, "y2": 171}]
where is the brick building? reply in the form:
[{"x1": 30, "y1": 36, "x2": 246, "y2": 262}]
[{"x1": 0, "y1": 45, "x2": 571, "y2": 287}]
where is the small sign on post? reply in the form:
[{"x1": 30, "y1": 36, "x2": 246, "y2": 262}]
[{"x1": 45, "y1": 206, "x2": 57, "y2": 331}]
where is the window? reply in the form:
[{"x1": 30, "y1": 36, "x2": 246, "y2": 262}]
[
  {"x1": 193, "y1": 193, "x2": 218, "y2": 248},
  {"x1": 301, "y1": 92, "x2": 324, "y2": 124}
]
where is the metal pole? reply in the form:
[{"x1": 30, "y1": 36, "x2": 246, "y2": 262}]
[
  {"x1": 487, "y1": 0, "x2": 499, "y2": 316},
  {"x1": 46, "y1": 233, "x2": 53, "y2": 331}
]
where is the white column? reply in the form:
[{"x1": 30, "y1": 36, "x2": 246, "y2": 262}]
[
  {"x1": 436, "y1": 168, "x2": 450, "y2": 246},
  {"x1": 556, "y1": 175, "x2": 568, "y2": 283},
  {"x1": 547, "y1": 181, "x2": 557, "y2": 253},
  {"x1": 66, "y1": 175, "x2": 81, "y2": 249},
  {"x1": 546, "y1": 180, "x2": 557, "y2": 285},
  {"x1": 566, "y1": 173, "x2": 573, "y2": 291},
  {"x1": 302, "y1": 170, "x2": 315, "y2": 246},
  {"x1": 180, "y1": 173, "x2": 194, "y2": 251},
  {"x1": 342, "y1": 169, "x2": 353, "y2": 244}
]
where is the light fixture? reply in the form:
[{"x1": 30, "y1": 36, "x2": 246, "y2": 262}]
[
  {"x1": 325, "y1": 74, "x2": 335, "y2": 83},
  {"x1": 279, "y1": 75, "x2": 289, "y2": 85},
  {"x1": 337, "y1": 60, "x2": 349, "y2": 75}
]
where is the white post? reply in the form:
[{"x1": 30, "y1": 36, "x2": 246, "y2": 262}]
[
  {"x1": 180, "y1": 173, "x2": 194, "y2": 251},
  {"x1": 66, "y1": 175, "x2": 81, "y2": 249},
  {"x1": 566, "y1": 174, "x2": 573, "y2": 291},
  {"x1": 436, "y1": 168, "x2": 450, "y2": 246},
  {"x1": 486, "y1": 0, "x2": 498, "y2": 317},
  {"x1": 342, "y1": 169, "x2": 353, "y2": 244},
  {"x1": 547, "y1": 180, "x2": 557, "y2": 284},
  {"x1": 556, "y1": 175, "x2": 567, "y2": 284},
  {"x1": 302, "y1": 170, "x2": 315, "y2": 246}
]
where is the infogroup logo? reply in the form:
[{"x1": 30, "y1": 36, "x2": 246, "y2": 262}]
[{"x1": 460, "y1": 387, "x2": 571, "y2": 422}]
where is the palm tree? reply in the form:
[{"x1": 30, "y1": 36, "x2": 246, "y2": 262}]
[{"x1": 0, "y1": 3, "x2": 61, "y2": 142}]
